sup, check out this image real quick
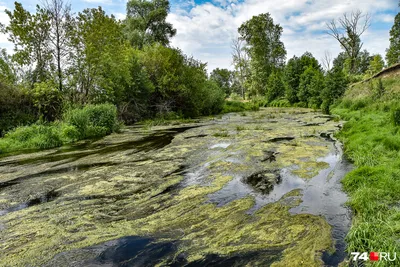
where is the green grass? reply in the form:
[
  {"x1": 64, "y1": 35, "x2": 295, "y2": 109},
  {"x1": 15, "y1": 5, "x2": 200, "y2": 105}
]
[
  {"x1": 332, "y1": 93, "x2": 400, "y2": 262},
  {"x1": 0, "y1": 104, "x2": 120, "y2": 154}
]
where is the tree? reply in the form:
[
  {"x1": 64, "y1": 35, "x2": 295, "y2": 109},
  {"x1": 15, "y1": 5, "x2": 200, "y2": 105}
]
[
  {"x1": 210, "y1": 68, "x2": 233, "y2": 97},
  {"x1": 125, "y1": 0, "x2": 176, "y2": 48},
  {"x1": 43, "y1": 0, "x2": 73, "y2": 92},
  {"x1": 321, "y1": 66, "x2": 348, "y2": 113},
  {"x1": 321, "y1": 51, "x2": 333, "y2": 72},
  {"x1": 326, "y1": 10, "x2": 371, "y2": 74},
  {"x1": 139, "y1": 44, "x2": 224, "y2": 117},
  {"x1": 67, "y1": 7, "x2": 128, "y2": 103},
  {"x1": 386, "y1": 12, "x2": 400, "y2": 66},
  {"x1": 3, "y1": 2, "x2": 52, "y2": 85},
  {"x1": 238, "y1": 13, "x2": 286, "y2": 97},
  {"x1": 266, "y1": 72, "x2": 285, "y2": 103},
  {"x1": 0, "y1": 49, "x2": 16, "y2": 85},
  {"x1": 297, "y1": 66, "x2": 324, "y2": 107},
  {"x1": 367, "y1": 54, "x2": 385, "y2": 76},
  {"x1": 284, "y1": 52, "x2": 321, "y2": 104},
  {"x1": 356, "y1": 49, "x2": 373, "y2": 74},
  {"x1": 231, "y1": 37, "x2": 250, "y2": 99}
]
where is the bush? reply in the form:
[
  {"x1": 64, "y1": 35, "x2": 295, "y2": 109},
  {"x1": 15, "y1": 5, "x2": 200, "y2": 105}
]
[
  {"x1": 63, "y1": 104, "x2": 119, "y2": 139},
  {"x1": 0, "y1": 123, "x2": 63, "y2": 152},
  {"x1": 0, "y1": 82, "x2": 37, "y2": 136},
  {"x1": 0, "y1": 104, "x2": 121, "y2": 154}
]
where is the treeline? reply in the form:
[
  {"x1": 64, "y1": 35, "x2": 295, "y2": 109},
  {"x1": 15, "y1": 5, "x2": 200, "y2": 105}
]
[
  {"x1": 0, "y1": 0, "x2": 225, "y2": 136},
  {"x1": 216, "y1": 10, "x2": 398, "y2": 113},
  {"x1": 1, "y1": 1, "x2": 400, "y2": 138}
]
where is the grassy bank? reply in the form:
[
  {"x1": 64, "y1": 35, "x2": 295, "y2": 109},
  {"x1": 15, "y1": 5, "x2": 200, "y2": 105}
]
[
  {"x1": 0, "y1": 104, "x2": 120, "y2": 154},
  {"x1": 332, "y1": 75, "x2": 400, "y2": 262}
]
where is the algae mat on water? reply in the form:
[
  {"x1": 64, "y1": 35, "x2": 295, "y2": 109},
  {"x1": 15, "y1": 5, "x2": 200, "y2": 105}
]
[{"x1": 0, "y1": 108, "x2": 351, "y2": 266}]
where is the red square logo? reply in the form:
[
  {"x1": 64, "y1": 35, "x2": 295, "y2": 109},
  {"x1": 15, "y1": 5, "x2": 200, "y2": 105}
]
[{"x1": 370, "y1": 252, "x2": 379, "y2": 261}]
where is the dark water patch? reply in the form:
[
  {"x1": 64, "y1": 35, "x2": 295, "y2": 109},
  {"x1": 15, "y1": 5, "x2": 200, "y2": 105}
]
[
  {"x1": 265, "y1": 137, "x2": 295, "y2": 143},
  {"x1": 150, "y1": 184, "x2": 181, "y2": 199},
  {"x1": 0, "y1": 162, "x2": 117, "y2": 190},
  {"x1": 0, "y1": 190, "x2": 60, "y2": 216},
  {"x1": 0, "y1": 126, "x2": 198, "y2": 167},
  {"x1": 303, "y1": 122, "x2": 324, "y2": 126},
  {"x1": 0, "y1": 180, "x2": 19, "y2": 190},
  {"x1": 46, "y1": 235, "x2": 283, "y2": 267},
  {"x1": 184, "y1": 134, "x2": 208, "y2": 139},
  {"x1": 180, "y1": 249, "x2": 283, "y2": 267}
]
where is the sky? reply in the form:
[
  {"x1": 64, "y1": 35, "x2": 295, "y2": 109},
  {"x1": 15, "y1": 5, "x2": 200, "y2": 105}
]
[{"x1": 0, "y1": 0, "x2": 398, "y2": 72}]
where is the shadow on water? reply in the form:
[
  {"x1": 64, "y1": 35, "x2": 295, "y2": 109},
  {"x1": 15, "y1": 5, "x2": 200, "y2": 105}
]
[
  {"x1": 0, "y1": 190, "x2": 60, "y2": 217},
  {"x1": 0, "y1": 126, "x2": 198, "y2": 167},
  {"x1": 0, "y1": 162, "x2": 118, "y2": 190},
  {"x1": 47, "y1": 236, "x2": 283, "y2": 267}
]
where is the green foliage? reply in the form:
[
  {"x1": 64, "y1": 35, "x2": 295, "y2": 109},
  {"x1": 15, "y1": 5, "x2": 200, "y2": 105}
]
[
  {"x1": 386, "y1": 12, "x2": 400, "y2": 66},
  {"x1": 268, "y1": 98, "x2": 291, "y2": 107},
  {"x1": 210, "y1": 68, "x2": 233, "y2": 97},
  {"x1": 265, "y1": 72, "x2": 285, "y2": 103},
  {"x1": 367, "y1": 54, "x2": 385, "y2": 76},
  {"x1": 63, "y1": 104, "x2": 119, "y2": 139},
  {"x1": 0, "y1": 104, "x2": 120, "y2": 154},
  {"x1": 0, "y1": 123, "x2": 63, "y2": 152},
  {"x1": 221, "y1": 101, "x2": 259, "y2": 113},
  {"x1": 238, "y1": 13, "x2": 286, "y2": 96},
  {"x1": 67, "y1": 7, "x2": 129, "y2": 104},
  {"x1": 0, "y1": 82, "x2": 37, "y2": 136},
  {"x1": 284, "y1": 52, "x2": 321, "y2": 104},
  {"x1": 138, "y1": 44, "x2": 224, "y2": 117},
  {"x1": 0, "y1": 49, "x2": 16, "y2": 85},
  {"x1": 297, "y1": 66, "x2": 324, "y2": 107},
  {"x1": 27, "y1": 81, "x2": 62, "y2": 121},
  {"x1": 3, "y1": 2, "x2": 52, "y2": 84},
  {"x1": 320, "y1": 66, "x2": 348, "y2": 114},
  {"x1": 125, "y1": 0, "x2": 176, "y2": 48}
]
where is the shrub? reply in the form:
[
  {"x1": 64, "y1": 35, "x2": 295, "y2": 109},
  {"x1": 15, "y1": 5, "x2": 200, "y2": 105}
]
[
  {"x1": 1, "y1": 123, "x2": 63, "y2": 151},
  {"x1": 0, "y1": 104, "x2": 121, "y2": 154},
  {"x1": 63, "y1": 104, "x2": 119, "y2": 139}
]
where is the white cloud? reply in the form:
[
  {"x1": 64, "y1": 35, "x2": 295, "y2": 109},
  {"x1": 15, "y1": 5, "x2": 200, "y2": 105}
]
[{"x1": 167, "y1": 0, "x2": 398, "y2": 72}]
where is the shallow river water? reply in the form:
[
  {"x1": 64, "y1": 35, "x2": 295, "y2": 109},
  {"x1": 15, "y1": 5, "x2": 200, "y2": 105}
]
[{"x1": 0, "y1": 108, "x2": 352, "y2": 267}]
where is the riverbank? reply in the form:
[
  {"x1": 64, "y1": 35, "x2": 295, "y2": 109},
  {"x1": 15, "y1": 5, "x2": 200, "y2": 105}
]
[{"x1": 331, "y1": 75, "x2": 400, "y2": 262}]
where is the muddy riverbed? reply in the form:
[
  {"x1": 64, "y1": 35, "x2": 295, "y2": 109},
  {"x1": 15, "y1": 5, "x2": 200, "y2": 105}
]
[{"x1": 0, "y1": 108, "x2": 352, "y2": 266}]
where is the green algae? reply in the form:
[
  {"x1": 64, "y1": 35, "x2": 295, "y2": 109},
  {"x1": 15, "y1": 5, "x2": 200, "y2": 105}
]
[{"x1": 0, "y1": 108, "x2": 346, "y2": 266}]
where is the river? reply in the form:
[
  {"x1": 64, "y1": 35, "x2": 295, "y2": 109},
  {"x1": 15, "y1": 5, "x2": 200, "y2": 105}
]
[{"x1": 0, "y1": 107, "x2": 352, "y2": 266}]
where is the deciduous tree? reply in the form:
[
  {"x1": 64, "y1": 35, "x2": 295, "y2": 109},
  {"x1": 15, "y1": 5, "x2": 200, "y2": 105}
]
[
  {"x1": 125, "y1": 0, "x2": 176, "y2": 48},
  {"x1": 386, "y1": 12, "x2": 400, "y2": 66},
  {"x1": 238, "y1": 13, "x2": 286, "y2": 97}
]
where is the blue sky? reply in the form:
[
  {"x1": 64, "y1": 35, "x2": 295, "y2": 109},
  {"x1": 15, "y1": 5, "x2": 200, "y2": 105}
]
[{"x1": 0, "y1": 0, "x2": 398, "y2": 72}]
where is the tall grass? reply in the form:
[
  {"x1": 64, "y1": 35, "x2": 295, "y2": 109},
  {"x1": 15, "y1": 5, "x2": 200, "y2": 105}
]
[
  {"x1": 332, "y1": 95, "x2": 400, "y2": 260},
  {"x1": 0, "y1": 104, "x2": 120, "y2": 154}
]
